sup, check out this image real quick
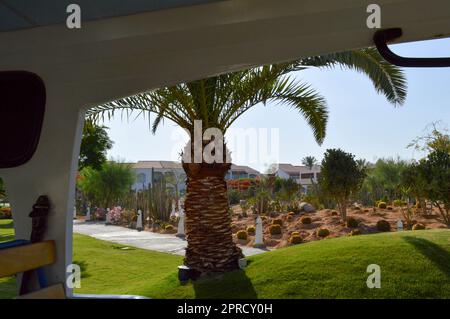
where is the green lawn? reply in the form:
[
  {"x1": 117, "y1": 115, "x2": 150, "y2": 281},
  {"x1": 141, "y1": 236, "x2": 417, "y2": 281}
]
[
  {"x1": 0, "y1": 219, "x2": 17, "y2": 298},
  {"x1": 1, "y1": 218, "x2": 450, "y2": 298}
]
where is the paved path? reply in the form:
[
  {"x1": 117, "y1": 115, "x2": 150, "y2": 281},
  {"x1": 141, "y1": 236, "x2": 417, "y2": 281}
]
[{"x1": 73, "y1": 220, "x2": 269, "y2": 257}]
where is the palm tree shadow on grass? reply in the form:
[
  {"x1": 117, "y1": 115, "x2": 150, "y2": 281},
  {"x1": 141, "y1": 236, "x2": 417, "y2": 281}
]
[
  {"x1": 402, "y1": 236, "x2": 450, "y2": 278},
  {"x1": 192, "y1": 270, "x2": 257, "y2": 299}
]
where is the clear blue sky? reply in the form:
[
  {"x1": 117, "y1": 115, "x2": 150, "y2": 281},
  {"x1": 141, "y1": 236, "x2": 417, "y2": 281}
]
[{"x1": 104, "y1": 38, "x2": 450, "y2": 171}]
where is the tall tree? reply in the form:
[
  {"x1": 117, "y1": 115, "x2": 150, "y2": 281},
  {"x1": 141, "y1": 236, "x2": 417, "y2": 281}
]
[
  {"x1": 77, "y1": 161, "x2": 135, "y2": 208},
  {"x1": 79, "y1": 120, "x2": 113, "y2": 170},
  {"x1": 88, "y1": 48, "x2": 406, "y2": 274},
  {"x1": 319, "y1": 149, "x2": 366, "y2": 220}
]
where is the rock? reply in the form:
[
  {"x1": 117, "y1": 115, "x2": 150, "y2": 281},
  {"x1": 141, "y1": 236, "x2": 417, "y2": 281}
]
[{"x1": 299, "y1": 202, "x2": 316, "y2": 213}]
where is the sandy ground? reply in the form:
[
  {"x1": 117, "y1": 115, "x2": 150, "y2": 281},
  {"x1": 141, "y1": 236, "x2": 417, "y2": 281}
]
[{"x1": 229, "y1": 205, "x2": 448, "y2": 249}]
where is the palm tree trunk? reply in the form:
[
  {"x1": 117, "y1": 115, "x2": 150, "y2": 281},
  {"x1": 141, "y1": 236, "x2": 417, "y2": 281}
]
[{"x1": 182, "y1": 161, "x2": 243, "y2": 274}]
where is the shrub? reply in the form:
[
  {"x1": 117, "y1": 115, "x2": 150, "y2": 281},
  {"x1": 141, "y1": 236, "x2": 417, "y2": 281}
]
[
  {"x1": 387, "y1": 206, "x2": 394, "y2": 210},
  {"x1": 165, "y1": 224, "x2": 175, "y2": 232},
  {"x1": 349, "y1": 229, "x2": 362, "y2": 236},
  {"x1": 236, "y1": 230, "x2": 248, "y2": 240},
  {"x1": 108, "y1": 206, "x2": 123, "y2": 225},
  {"x1": 94, "y1": 208, "x2": 106, "y2": 221},
  {"x1": 316, "y1": 228, "x2": 330, "y2": 237},
  {"x1": 287, "y1": 215, "x2": 294, "y2": 222},
  {"x1": 272, "y1": 218, "x2": 283, "y2": 226},
  {"x1": 353, "y1": 206, "x2": 361, "y2": 211},
  {"x1": 363, "y1": 209, "x2": 370, "y2": 213},
  {"x1": 269, "y1": 224, "x2": 282, "y2": 235},
  {"x1": 346, "y1": 217, "x2": 359, "y2": 228},
  {"x1": 246, "y1": 226, "x2": 255, "y2": 234},
  {"x1": 291, "y1": 231, "x2": 300, "y2": 236},
  {"x1": 288, "y1": 212, "x2": 295, "y2": 216},
  {"x1": 393, "y1": 199, "x2": 404, "y2": 207},
  {"x1": 300, "y1": 216, "x2": 312, "y2": 224},
  {"x1": 121, "y1": 209, "x2": 137, "y2": 225},
  {"x1": 331, "y1": 210, "x2": 338, "y2": 216},
  {"x1": 290, "y1": 235, "x2": 303, "y2": 244},
  {"x1": 376, "y1": 219, "x2": 391, "y2": 232},
  {"x1": 412, "y1": 223, "x2": 426, "y2": 230},
  {"x1": 0, "y1": 207, "x2": 12, "y2": 219},
  {"x1": 377, "y1": 202, "x2": 387, "y2": 209}
]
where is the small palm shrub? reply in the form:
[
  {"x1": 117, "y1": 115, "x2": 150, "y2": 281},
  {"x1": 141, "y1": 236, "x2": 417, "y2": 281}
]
[
  {"x1": 290, "y1": 235, "x2": 303, "y2": 244},
  {"x1": 236, "y1": 230, "x2": 248, "y2": 240},
  {"x1": 269, "y1": 224, "x2": 282, "y2": 235},
  {"x1": 346, "y1": 217, "x2": 359, "y2": 228},
  {"x1": 376, "y1": 219, "x2": 391, "y2": 232},
  {"x1": 349, "y1": 229, "x2": 361, "y2": 236},
  {"x1": 412, "y1": 223, "x2": 426, "y2": 230},
  {"x1": 377, "y1": 202, "x2": 387, "y2": 209},
  {"x1": 316, "y1": 228, "x2": 330, "y2": 237},
  {"x1": 300, "y1": 216, "x2": 312, "y2": 224},
  {"x1": 272, "y1": 218, "x2": 283, "y2": 226},
  {"x1": 246, "y1": 226, "x2": 256, "y2": 234}
]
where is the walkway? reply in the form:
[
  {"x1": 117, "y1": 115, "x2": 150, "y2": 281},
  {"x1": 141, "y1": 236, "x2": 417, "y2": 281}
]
[{"x1": 73, "y1": 220, "x2": 268, "y2": 257}]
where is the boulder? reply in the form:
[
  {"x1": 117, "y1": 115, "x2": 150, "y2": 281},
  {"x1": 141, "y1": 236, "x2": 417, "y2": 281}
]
[{"x1": 299, "y1": 202, "x2": 316, "y2": 213}]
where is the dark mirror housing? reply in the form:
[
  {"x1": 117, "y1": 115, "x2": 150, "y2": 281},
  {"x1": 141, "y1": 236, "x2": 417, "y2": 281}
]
[{"x1": 0, "y1": 71, "x2": 46, "y2": 168}]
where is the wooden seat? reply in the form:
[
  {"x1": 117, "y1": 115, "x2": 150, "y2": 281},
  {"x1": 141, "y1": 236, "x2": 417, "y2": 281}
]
[{"x1": 0, "y1": 240, "x2": 66, "y2": 299}]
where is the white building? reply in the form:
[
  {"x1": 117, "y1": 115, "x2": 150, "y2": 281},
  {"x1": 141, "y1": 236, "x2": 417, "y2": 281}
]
[
  {"x1": 131, "y1": 161, "x2": 260, "y2": 192},
  {"x1": 275, "y1": 163, "x2": 321, "y2": 192},
  {"x1": 131, "y1": 161, "x2": 186, "y2": 192},
  {"x1": 225, "y1": 164, "x2": 260, "y2": 180}
]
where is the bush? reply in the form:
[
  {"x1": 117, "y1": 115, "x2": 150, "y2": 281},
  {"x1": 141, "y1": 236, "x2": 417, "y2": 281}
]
[
  {"x1": 165, "y1": 224, "x2": 175, "y2": 232},
  {"x1": 287, "y1": 215, "x2": 294, "y2": 222},
  {"x1": 246, "y1": 226, "x2": 255, "y2": 234},
  {"x1": 376, "y1": 219, "x2": 391, "y2": 232},
  {"x1": 316, "y1": 228, "x2": 330, "y2": 237},
  {"x1": 288, "y1": 211, "x2": 295, "y2": 216},
  {"x1": 331, "y1": 210, "x2": 338, "y2": 216},
  {"x1": 387, "y1": 206, "x2": 394, "y2": 210},
  {"x1": 236, "y1": 230, "x2": 248, "y2": 240},
  {"x1": 300, "y1": 216, "x2": 312, "y2": 224},
  {"x1": 346, "y1": 217, "x2": 359, "y2": 228},
  {"x1": 349, "y1": 229, "x2": 361, "y2": 236},
  {"x1": 290, "y1": 235, "x2": 303, "y2": 244},
  {"x1": 269, "y1": 224, "x2": 282, "y2": 235},
  {"x1": 108, "y1": 206, "x2": 123, "y2": 225},
  {"x1": 0, "y1": 207, "x2": 12, "y2": 219},
  {"x1": 272, "y1": 218, "x2": 283, "y2": 226},
  {"x1": 412, "y1": 223, "x2": 426, "y2": 230},
  {"x1": 377, "y1": 202, "x2": 387, "y2": 209},
  {"x1": 121, "y1": 209, "x2": 137, "y2": 225},
  {"x1": 94, "y1": 208, "x2": 106, "y2": 221},
  {"x1": 228, "y1": 189, "x2": 240, "y2": 205},
  {"x1": 291, "y1": 231, "x2": 300, "y2": 236},
  {"x1": 393, "y1": 199, "x2": 405, "y2": 207}
]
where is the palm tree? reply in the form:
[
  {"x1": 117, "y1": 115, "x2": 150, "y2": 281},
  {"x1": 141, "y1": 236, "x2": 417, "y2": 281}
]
[
  {"x1": 88, "y1": 48, "x2": 406, "y2": 274},
  {"x1": 301, "y1": 155, "x2": 318, "y2": 193}
]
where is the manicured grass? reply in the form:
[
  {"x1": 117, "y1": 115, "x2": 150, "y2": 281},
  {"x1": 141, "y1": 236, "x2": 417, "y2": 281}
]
[
  {"x1": 1, "y1": 218, "x2": 449, "y2": 298},
  {"x1": 0, "y1": 219, "x2": 16, "y2": 298}
]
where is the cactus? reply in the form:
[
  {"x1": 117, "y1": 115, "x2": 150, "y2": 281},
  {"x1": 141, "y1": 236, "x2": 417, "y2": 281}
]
[{"x1": 147, "y1": 178, "x2": 173, "y2": 223}]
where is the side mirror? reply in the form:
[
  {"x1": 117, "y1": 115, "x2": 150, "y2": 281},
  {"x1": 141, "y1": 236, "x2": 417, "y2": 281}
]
[{"x1": 0, "y1": 71, "x2": 46, "y2": 168}]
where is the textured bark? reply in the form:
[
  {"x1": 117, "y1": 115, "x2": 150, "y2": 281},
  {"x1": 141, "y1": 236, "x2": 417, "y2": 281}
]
[{"x1": 182, "y1": 161, "x2": 243, "y2": 274}]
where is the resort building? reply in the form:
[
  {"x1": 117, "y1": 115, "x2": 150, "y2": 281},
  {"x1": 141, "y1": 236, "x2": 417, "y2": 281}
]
[{"x1": 274, "y1": 163, "x2": 321, "y2": 192}]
